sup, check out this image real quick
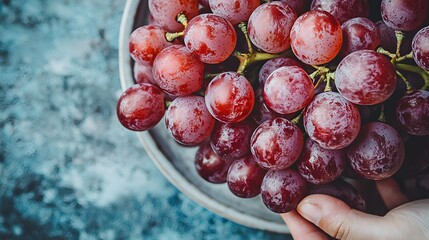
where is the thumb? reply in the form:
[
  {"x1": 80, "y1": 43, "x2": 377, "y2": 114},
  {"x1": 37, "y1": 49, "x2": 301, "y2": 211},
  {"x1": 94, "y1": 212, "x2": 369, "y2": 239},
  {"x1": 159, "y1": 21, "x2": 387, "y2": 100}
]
[{"x1": 297, "y1": 194, "x2": 395, "y2": 240}]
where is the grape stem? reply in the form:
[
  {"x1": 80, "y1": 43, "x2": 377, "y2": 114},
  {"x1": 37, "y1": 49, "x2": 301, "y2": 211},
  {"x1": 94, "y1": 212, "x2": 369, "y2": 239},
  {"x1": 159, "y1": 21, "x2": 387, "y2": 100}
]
[
  {"x1": 396, "y1": 70, "x2": 414, "y2": 92},
  {"x1": 396, "y1": 63, "x2": 429, "y2": 90},
  {"x1": 234, "y1": 50, "x2": 292, "y2": 74},
  {"x1": 165, "y1": 100, "x2": 172, "y2": 109},
  {"x1": 377, "y1": 105, "x2": 386, "y2": 122},
  {"x1": 176, "y1": 13, "x2": 188, "y2": 27},
  {"x1": 238, "y1": 22, "x2": 254, "y2": 54},
  {"x1": 377, "y1": 47, "x2": 396, "y2": 59},
  {"x1": 291, "y1": 110, "x2": 304, "y2": 125},
  {"x1": 165, "y1": 13, "x2": 188, "y2": 42},
  {"x1": 324, "y1": 72, "x2": 335, "y2": 92},
  {"x1": 395, "y1": 30, "x2": 405, "y2": 58}
]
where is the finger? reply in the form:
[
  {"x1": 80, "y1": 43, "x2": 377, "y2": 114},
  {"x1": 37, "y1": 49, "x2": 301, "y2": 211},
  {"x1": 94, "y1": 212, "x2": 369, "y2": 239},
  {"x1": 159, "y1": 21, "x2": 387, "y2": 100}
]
[
  {"x1": 297, "y1": 194, "x2": 395, "y2": 240},
  {"x1": 281, "y1": 210, "x2": 330, "y2": 240},
  {"x1": 376, "y1": 178, "x2": 409, "y2": 210}
]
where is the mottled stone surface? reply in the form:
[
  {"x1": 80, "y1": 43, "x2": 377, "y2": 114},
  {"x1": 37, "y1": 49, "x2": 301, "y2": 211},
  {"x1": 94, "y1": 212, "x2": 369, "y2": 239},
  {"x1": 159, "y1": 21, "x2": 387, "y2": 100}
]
[{"x1": 0, "y1": 1, "x2": 291, "y2": 239}]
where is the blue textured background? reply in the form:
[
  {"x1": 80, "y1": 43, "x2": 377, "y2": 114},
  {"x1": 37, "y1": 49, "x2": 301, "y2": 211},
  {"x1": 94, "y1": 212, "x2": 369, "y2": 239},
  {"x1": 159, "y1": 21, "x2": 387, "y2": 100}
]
[{"x1": 0, "y1": 1, "x2": 292, "y2": 239}]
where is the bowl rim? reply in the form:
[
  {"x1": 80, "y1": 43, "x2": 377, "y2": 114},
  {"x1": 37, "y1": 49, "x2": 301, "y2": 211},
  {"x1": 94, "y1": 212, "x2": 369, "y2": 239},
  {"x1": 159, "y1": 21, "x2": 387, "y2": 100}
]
[{"x1": 118, "y1": 0, "x2": 290, "y2": 234}]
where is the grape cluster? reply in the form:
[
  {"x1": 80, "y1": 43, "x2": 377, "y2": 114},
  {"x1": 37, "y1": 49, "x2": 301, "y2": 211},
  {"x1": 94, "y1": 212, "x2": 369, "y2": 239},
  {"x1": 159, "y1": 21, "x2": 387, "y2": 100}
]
[{"x1": 117, "y1": 0, "x2": 429, "y2": 214}]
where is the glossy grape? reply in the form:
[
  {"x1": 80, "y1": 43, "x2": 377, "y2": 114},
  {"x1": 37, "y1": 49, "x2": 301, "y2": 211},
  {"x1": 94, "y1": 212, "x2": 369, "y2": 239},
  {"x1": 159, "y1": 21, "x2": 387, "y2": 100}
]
[
  {"x1": 264, "y1": 66, "x2": 314, "y2": 114},
  {"x1": 381, "y1": 0, "x2": 428, "y2": 31},
  {"x1": 261, "y1": 169, "x2": 308, "y2": 213},
  {"x1": 184, "y1": 14, "x2": 237, "y2": 64},
  {"x1": 412, "y1": 26, "x2": 429, "y2": 71},
  {"x1": 278, "y1": 0, "x2": 311, "y2": 15},
  {"x1": 149, "y1": 0, "x2": 199, "y2": 32},
  {"x1": 210, "y1": 119, "x2": 257, "y2": 160},
  {"x1": 258, "y1": 57, "x2": 302, "y2": 86},
  {"x1": 195, "y1": 141, "x2": 232, "y2": 183},
  {"x1": 247, "y1": 2, "x2": 297, "y2": 54},
  {"x1": 116, "y1": 83, "x2": 165, "y2": 131},
  {"x1": 153, "y1": 45, "x2": 204, "y2": 96},
  {"x1": 335, "y1": 50, "x2": 397, "y2": 105},
  {"x1": 297, "y1": 138, "x2": 345, "y2": 185},
  {"x1": 311, "y1": 0, "x2": 369, "y2": 24},
  {"x1": 251, "y1": 118, "x2": 304, "y2": 170},
  {"x1": 134, "y1": 62, "x2": 156, "y2": 85},
  {"x1": 209, "y1": 0, "x2": 260, "y2": 25},
  {"x1": 205, "y1": 72, "x2": 255, "y2": 123},
  {"x1": 129, "y1": 25, "x2": 172, "y2": 66},
  {"x1": 165, "y1": 96, "x2": 215, "y2": 145},
  {"x1": 395, "y1": 90, "x2": 429, "y2": 136},
  {"x1": 304, "y1": 92, "x2": 361, "y2": 150},
  {"x1": 348, "y1": 121, "x2": 405, "y2": 180},
  {"x1": 290, "y1": 10, "x2": 343, "y2": 65},
  {"x1": 340, "y1": 17, "x2": 381, "y2": 57},
  {"x1": 227, "y1": 156, "x2": 267, "y2": 198}
]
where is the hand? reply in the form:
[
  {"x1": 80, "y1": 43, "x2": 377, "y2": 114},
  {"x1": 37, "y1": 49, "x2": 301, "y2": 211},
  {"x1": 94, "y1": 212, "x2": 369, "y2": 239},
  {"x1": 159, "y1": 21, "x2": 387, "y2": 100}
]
[{"x1": 281, "y1": 178, "x2": 429, "y2": 240}]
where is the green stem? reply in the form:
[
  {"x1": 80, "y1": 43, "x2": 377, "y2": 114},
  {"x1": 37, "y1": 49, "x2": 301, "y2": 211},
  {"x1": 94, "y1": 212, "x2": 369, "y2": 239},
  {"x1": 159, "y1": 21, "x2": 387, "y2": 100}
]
[
  {"x1": 396, "y1": 63, "x2": 429, "y2": 90},
  {"x1": 238, "y1": 22, "x2": 254, "y2": 54},
  {"x1": 395, "y1": 30, "x2": 405, "y2": 57},
  {"x1": 378, "y1": 105, "x2": 386, "y2": 122},
  {"x1": 165, "y1": 31, "x2": 184, "y2": 41},
  {"x1": 396, "y1": 52, "x2": 413, "y2": 63},
  {"x1": 324, "y1": 73, "x2": 333, "y2": 92},
  {"x1": 165, "y1": 100, "x2": 172, "y2": 109},
  {"x1": 291, "y1": 110, "x2": 304, "y2": 125},
  {"x1": 396, "y1": 70, "x2": 414, "y2": 92},
  {"x1": 377, "y1": 47, "x2": 396, "y2": 59},
  {"x1": 234, "y1": 50, "x2": 292, "y2": 74},
  {"x1": 176, "y1": 13, "x2": 188, "y2": 27},
  {"x1": 309, "y1": 69, "x2": 320, "y2": 81}
]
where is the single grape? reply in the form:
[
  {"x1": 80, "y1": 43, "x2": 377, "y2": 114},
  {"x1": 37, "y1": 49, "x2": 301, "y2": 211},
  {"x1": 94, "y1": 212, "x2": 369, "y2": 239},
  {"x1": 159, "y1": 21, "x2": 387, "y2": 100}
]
[
  {"x1": 149, "y1": 0, "x2": 199, "y2": 32},
  {"x1": 261, "y1": 169, "x2": 308, "y2": 213},
  {"x1": 395, "y1": 90, "x2": 429, "y2": 136},
  {"x1": 153, "y1": 45, "x2": 204, "y2": 96},
  {"x1": 227, "y1": 156, "x2": 267, "y2": 198},
  {"x1": 129, "y1": 25, "x2": 172, "y2": 66},
  {"x1": 309, "y1": 179, "x2": 366, "y2": 211},
  {"x1": 205, "y1": 72, "x2": 255, "y2": 123},
  {"x1": 304, "y1": 92, "x2": 361, "y2": 150},
  {"x1": 209, "y1": 0, "x2": 260, "y2": 25},
  {"x1": 335, "y1": 50, "x2": 397, "y2": 105},
  {"x1": 396, "y1": 135, "x2": 429, "y2": 177},
  {"x1": 251, "y1": 117, "x2": 304, "y2": 170},
  {"x1": 297, "y1": 138, "x2": 345, "y2": 185},
  {"x1": 348, "y1": 121, "x2": 405, "y2": 180},
  {"x1": 381, "y1": 0, "x2": 428, "y2": 31},
  {"x1": 290, "y1": 10, "x2": 343, "y2": 65},
  {"x1": 195, "y1": 141, "x2": 232, "y2": 183},
  {"x1": 134, "y1": 62, "x2": 156, "y2": 85},
  {"x1": 278, "y1": 0, "x2": 311, "y2": 15},
  {"x1": 264, "y1": 66, "x2": 314, "y2": 115},
  {"x1": 258, "y1": 57, "x2": 302, "y2": 86},
  {"x1": 165, "y1": 96, "x2": 215, "y2": 145},
  {"x1": 340, "y1": 17, "x2": 381, "y2": 57},
  {"x1": 184, "y1": 14, "x2": 237, "y2": 64},
  {"x1": 116, "y1": 83, "x2": 165, "y2": 131},
  {"x1": 247, "y1": 2, "x2": 297, "y2": 54},
  {"x1": 412, "y1": 26, "x2": 429, "y2": 71},
  {"x1": 311, "y1": 0, "x2": 369, "y2": 24}
]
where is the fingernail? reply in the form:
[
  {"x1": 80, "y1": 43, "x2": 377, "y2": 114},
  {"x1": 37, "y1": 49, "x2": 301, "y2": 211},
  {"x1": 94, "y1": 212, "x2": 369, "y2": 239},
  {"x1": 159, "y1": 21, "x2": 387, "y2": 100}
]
[{"x1": 298, "y1": 201, "x2": 322, "y2": 224}]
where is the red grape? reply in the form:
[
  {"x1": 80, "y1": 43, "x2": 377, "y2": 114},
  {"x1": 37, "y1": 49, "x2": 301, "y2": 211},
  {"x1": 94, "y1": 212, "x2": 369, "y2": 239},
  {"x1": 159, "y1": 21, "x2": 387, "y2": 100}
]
[
  {"x1": 335, "y1": 50, "x2": 397, "y2": 105},
  {"x1": 348, "y1": 121, "x2": 405, "y2": 180},
  {"x1": 205, "y1": 72, "x2": 255, "y2": 123},
  {"x1": 290, "y1": 10, "x2": 343, "y2": 65},
  {"x1": 116, "y1": 83, "x2": 165, "y2": 131},
  {"x1": 134, "y1": 62, "x2": 156, "y2": 85},
  {"x1": 340, "y1": 17, "x2": 381, "y2": 57},
  {"x1": 310, "y1": 0, "x2": 369, "y2": 24},
  {"x1": 395, "y1": 90, "x2": 429, "y2": 136},
  {"x1": 129, "y1": 25, "x2": 172, "y2": 66},
  {"x1": 297, "y1": 138, "x2": 345, "y2": 185},
  {"x1": 247, "y1": 2, "x2": 297, "y2": 54},
  {"x1": 251, "y1": 117, "x2": 304, "y2": 170},
  {"x1": 227, "y1": 156, "x2": 267, "y2": 198},
  {"x1": 210, "y1": 119, "x2": 257, "y2": 160},
  {"x1": 264, "y1": 66, "x2": 315, "y2": 114},
  {"x1": 278, "y1": 0, "x2": 311, "y2": 16},
  {"x1": 149, "y1": 0, "x2": 199, "y2": 32},
  {"x1": 209, "y1": 0, "x2": 260, "y2": 25},
  {"x1": 258, "y1": 57, "x2": 302, "y2": 86},
  {"x1": 381, "y1": 0, "x2": 428, "y2": 31},
  {"x1": 195, "y1": 141, "x2": 232, "y2": 183},
  {"x1": 165, "y1": 96, "x2": 215, "y2": 145},
  {"x1": 412, "y1": 26, "x2": 429, "y2": 71},
  {"x1": 261, "y1": 169, "x2": 308, "y2": 213},
  {"x1": 304, "y1": 92, "x2": 361, "y2": 150},
  {"x1": 184, "y1": 14, "x2": 237, "y2": 64},
  {"x1": 153, "y1": 45, "x2": 204, "y2": 96}
]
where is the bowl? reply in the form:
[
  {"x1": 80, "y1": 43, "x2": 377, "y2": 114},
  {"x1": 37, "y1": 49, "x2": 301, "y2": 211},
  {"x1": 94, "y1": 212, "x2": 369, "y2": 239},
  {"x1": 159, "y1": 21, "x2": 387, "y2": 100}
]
[{"x1": 118, "y1": 0, "x2": 289, "y2": 233}]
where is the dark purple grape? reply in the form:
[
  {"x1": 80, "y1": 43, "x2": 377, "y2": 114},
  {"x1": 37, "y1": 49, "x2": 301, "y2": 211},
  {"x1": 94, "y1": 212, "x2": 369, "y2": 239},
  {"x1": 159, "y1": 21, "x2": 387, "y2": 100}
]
[
  {"x1": 340, "y1": 17, "x2": 380, "y2": 57},
  {"x1": 261, "y1": 169, "x2": 308, "y2": 213},
  {"x1": 412, "y1": 26, "x2": 429, "y2": 71},
  {"x1": 210, "y1": 119, "x2": 257, "y2": 160},
  {"x1": 348, "y1": 121, "x2": 405, "y2": 180},
  {"x1": 227, "y1": 156, "x2": 267, "y2": 198},
  {"x1": 251, "y1": 118, "x2": 304, "y2": 170},
  {"x1": 297, "y1": 138, "x2": 345, "y2": 185},
  {"x1": 381, "y1": 0, "x2": 428, "y2": 31},
  {"x1": 311, "y1": 0, "x2": 369, "y2": 24},
  {"x1": 117, "y1": 83, "x2": 165, "y2": 131},
  {"x1": 195, "y1": 141, "x2": 232, "y2": 183},
  {"x1": 395, "y1": 90, "x2": 429, "y2": 136}
]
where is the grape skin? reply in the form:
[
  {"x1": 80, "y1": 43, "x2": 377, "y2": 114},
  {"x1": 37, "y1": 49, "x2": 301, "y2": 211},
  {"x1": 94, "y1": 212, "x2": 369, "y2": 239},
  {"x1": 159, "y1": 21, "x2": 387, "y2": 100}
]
[
  {"x1": 195, "y1": 141, "x2": 232, "y2": 184},
  {"x1": 340, "y1": 17, "x2": 381, "y2": 58},
  {"x1": 258, "y1": 57, "x2": 302, "y2": 86},
  {"x1": 395, "y1": 90, "x2": 429, "y2": 136},
  {"x1": 335, "y1": 50, "x2": 397, "y2": 105},
  {"x1": 381, "y1": 0, "x2": 428, "y2": 31},
  {"x1": 227, "y1": 156, "x2": 267, "y2": 198},
  {"x1": 311, "y1": 0, "x2": 369, "y2": 24},
  {"x1": 134, "y1": 62, "x2": 156, "y2": 85},
  {"x1": 184, "y1": 14, "x2": 237, "y2": 64},
  {"x1": 149, "y1": 0, "x2": 199, "y2": 32},
  {"x1": 278, "y1": 0, "x2": 311, "y2": 16},
  {"x1": 165, "y1": 96, "x2": 215, "y2": 145},
  {"x1": 304, "y1": 92, "x2": 361, "y2": 150},
  {"x1": 247, "y1": 2, "x2": 297, "y2": 54},
  {"x1": 412, "y1": 26, "x2": 429, "y2": 71},
  {"x1": 209, "y1": 0, "x2": 260, "y2": 25}
]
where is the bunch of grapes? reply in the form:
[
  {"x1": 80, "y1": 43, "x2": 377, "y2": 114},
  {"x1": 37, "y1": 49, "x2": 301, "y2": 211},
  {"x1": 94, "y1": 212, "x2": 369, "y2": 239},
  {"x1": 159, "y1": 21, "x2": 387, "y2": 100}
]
[{"x1": 117, "y1": 0, "x2": 429, "y2": 214}]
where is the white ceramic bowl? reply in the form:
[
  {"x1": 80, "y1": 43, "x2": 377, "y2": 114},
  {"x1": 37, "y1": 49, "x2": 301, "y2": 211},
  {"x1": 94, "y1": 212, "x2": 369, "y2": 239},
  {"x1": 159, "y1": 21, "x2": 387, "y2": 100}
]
[{"x1": 118, "y1": 0, "x2": 290, "y2": 233}]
